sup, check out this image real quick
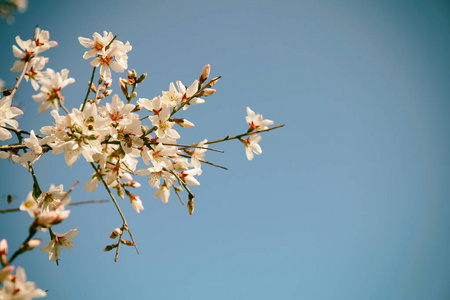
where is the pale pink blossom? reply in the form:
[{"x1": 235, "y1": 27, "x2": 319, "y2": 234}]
[
  {"x1": 19, "y1": 192, "x2": 39, "y2": 217},
  {"x1": 245, "y1": 107, "x2": 274, "y2": 131},
  {"x1": 41, "y1": 228, "x2": 79, "y2": 261},
  {"x1": 0, "y1": 266, "x2": 46, "y2": 299},
  {"x1": 32, "y1": 68, "x2": 75, "y2": 113},
  {"x1": 242, "y1": 134, "x2": 262, "y2": 161},
  {"x1": 154, "y1": 183, "x2": 170, "y2": 204},
  {"x1": 0, "y1": 96, "x2": 23, "y2": 141}
]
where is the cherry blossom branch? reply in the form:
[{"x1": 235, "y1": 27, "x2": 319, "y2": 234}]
[
  {"x1": 205, "y1": 124, "x2": 285, "y2": 145},
  {"x1": 171, "y1": 76, "x2": 221, "y2": 116},
  {"x1": 0, "y1": 200, "x2": 109, "y2": 213},
  {"x1": 90, "y1": 162, "x2": 140, "y2": 260}
]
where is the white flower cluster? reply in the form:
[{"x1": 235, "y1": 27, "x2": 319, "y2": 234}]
[{"x1": 0, "y1": 29, "x2": 280, "y2": 298}]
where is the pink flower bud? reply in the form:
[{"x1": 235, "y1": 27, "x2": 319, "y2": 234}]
[
  {"x1": 200, "y1": 88, "x2": 216, "y2": 97},
  {"x1": 127, "y1": 70, "x2": 134, "y2": 80},
  {"x1": 120, "y1": 240, "x2": 134, "y2": 246},
  {"x1": 119, "y1": 78, "x2": 128, "y2": 96},
  {"x1": 104, "y1": 79, "x2": 112, "y2": 88},
  {"x1": 123, "y1": 181, "x2": 141, "y2": 188},
  {"x1": 34, "y1": 210, "x2": 71, "y2": 228},
  {"x1": 25, "y1": 239, "x2": 41, "y2": 250},
  {"x1": 179, "y1": 118, "x2": 195, "y2": 128},
  {"x1": 0, "y1": 239, "x2": 7, "y2": 265},
  {"x1": 109, "y1": 228, "x2": 123, "y2": 239},
  {"x1": 199, "y1": 64, "x2": 210, "y2": 83}
]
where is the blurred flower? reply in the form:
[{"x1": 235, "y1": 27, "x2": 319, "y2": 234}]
[
  {"x1": 40, "y1": 228, "x2": 79, "y2": 261},
  {"x1": 0, "y1": 95, "x2": 24, "y2": 141},
  {"x1": 0, "y1": 266, "x2": 46, "y2": 299}
]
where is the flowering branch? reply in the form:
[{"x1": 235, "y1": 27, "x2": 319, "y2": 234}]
[
  {"x1": 91, "y1": 162, "x2": 139, "y2": 260},
  {"x1": 0, "y1": 26, "x2": 284, "y2": 297}
]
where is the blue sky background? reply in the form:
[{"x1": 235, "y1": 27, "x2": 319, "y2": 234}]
[{"x1": 1, "y1": 0, "x2": 450, "y2": 299}]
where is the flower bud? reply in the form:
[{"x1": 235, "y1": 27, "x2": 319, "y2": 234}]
[
  {"x1": 136, "y1": 73, "x2": 147, "y2": 84},
  {"x1": 175, "y1": 118, "x2": 195, "y2": 128},
  {"x1": 131, "y1": 92, "x2": 137, "y2": 98},
  {"x1": 33, "y1": 210, "x2": 71, "y2": 229},
  {"x1": 117, "y1": 185, "x2": 124, "y2": 200},
  {"x1": 132, "y1": 104, "x2": 143, "y2": 112},
  {"x1": 199, "y1": 64, "x2": 210, "y2": 84},
  {"x1": 123, "y1": 181, "x2": 141, "y2": 188},
  {"x1": 0, "y1": 239, "x2": 8, "y2": 265},
  {"x1": 103, "y1": 244, "x2": 118, "y2": 252},
  {"x1": 209, "y1": 76, "x2": 220, "y2": 87},
  {"x1": 120, "y1": 240, "x2": 134, "y2": 246},
  {"x1": 127, "y1": 70, "x2": 134, "y2": 80},
  {"x1": 119, "y1": 78, "x2": 128, "y2": 97},
  {"x1": 98, "y1": 76, "x2": 104, "y2": 85},
  {"x1": 26, "y1": 239, "x2": 41, "y2": 249},
  {"x1": 187, "y1": 199, "x2": 194, "y2": 215},
  {"x1": 109, "y1": 228, "x2": 123, "y2": 239},
  {"x1": 200, "y1": 88, "x2": 216, "y2": 97},
  {"x1": 20, "y1": 239, "x2": 41, "y2": 253},
  {"x1": 104, "y1": 80, "x2": 112, "y2": 89}
]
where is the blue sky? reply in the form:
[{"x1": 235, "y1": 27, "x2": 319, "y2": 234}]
[{"x1": 1, "y1": 0, "x2": 450, "y2": 299}]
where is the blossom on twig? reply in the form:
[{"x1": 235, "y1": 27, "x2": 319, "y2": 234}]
[{"x1": 40, "y1": 228, "x2": 79, "y2": 261}]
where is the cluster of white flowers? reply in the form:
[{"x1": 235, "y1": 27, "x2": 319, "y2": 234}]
[
  {"x1": 79, "y1": 31, "x2": 132, "y2": 81},
  {"x1": 0, "y1": 28, "x2": 281, "y2": 298}
]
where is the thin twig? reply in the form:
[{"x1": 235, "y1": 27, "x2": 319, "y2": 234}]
[
  {"x1": 57, "y1": 97, "x2": 70, "y2": 114},
  {"x1": 171, "y1": 76, "x2": 222, "y2": 116},
  {"x1": 172, "y1": 185, "x2": 185, "y2": 205},
  {"x1": 178, "y1": 154, "x2": 228, "y2": 170},
  {"x1": 115, "y1": 229, "x2": 124, "y2": 262},
  {"x1": 205, "y1": 124, "x2": 285, "y2": 145},
  {"x1": 90, "y1": 162, "x2": 140, "y2": 259},
  {"x1": 166, "y1": 143, "x2": 223, "y2": 153},
  {"x1": 170, "y1": 170, "x2": 195, "y2": 201}
]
